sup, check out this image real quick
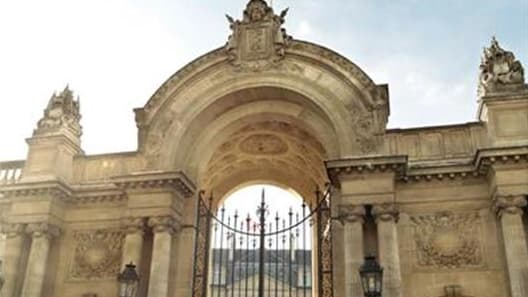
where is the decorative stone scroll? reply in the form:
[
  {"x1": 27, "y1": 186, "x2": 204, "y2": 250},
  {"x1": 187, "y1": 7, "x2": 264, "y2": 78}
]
[
  {"x1": 69, "y1": 229, "x2": 124, "y2": 281},
  {"x1": 26, "y1": 223, "x2": 61, "y2": 238},
  {"x1": 34, "y1": 86, "x2": 82, "y2": 137},
  {"x1": 494, "y1": 195, "x2": 527, "y2": 217},
  {"x1": 225, "y1": 0, "x2": 292, "y2": 72},
  {"x1": 372, "y1": 203, "x2": 399, "y2": 222},
  {"x1": 2, "y1": 223, "x2": 25, "y2": 238},
  {"x1": 411, "y1": 212, "x2": 482, "y2": 269},
  {"x1": 148, "y1": 216, "x2": 179, "y2": 234},
  {"x1": 338, "y1": 205, "x2": 365, "y2": 224},
  {"x1": 478, "y1": 37, "x2": 526, "y2": 96}
]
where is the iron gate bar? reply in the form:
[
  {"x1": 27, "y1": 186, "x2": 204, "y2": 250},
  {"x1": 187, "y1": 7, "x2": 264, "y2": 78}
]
[{"x1": 193, "y1": 186, "x2": 333, "y2": 297}]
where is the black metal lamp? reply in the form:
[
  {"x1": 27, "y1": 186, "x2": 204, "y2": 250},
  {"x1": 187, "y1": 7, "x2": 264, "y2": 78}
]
[
  {"x1": 0, "y1": 260, "x2": 4, "y2": 293},
  {"x1": 117, "y1": 262, "x2": 139, "y2": 297},
  {"x1": 359, "y1": 256, "x2": 383, "y2": 297}
]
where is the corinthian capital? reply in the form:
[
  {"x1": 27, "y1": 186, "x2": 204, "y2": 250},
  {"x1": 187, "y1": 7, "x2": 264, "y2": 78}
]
[
  {"x1": 338, "y1": 205, "x2": 365, "y2": 224},
  {"x1": 372, "y1": 203, "x2": 399, "y2": 223},
  {"x1": 148, "y1": 216, "x2": 179, "y2": 234},
  {"x1": 122, "y1": 217, "x2": 146, "y2": 235},
  {"x1": 26, "y1": 223, "x2": 61, "y2": 238},
  {"x1": 494, "y1": 195, "x2": 527, "y2": 217}
]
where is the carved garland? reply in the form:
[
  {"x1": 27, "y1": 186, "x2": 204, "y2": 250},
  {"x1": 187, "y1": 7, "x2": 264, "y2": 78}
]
[
  {"x1": 69, "y1": 229, "x2": 124, "y2": 281},
  {"x1": 411, "y1": 212, "x2": 482, "y2": 269}
]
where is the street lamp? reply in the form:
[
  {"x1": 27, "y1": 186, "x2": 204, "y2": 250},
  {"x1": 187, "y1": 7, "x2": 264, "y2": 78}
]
[
  {"x1": 359, "y1": 256, "x2": 383, "y2": 297},
  {"x1": 0, "y1": 260, "x2": 4, "y2": 293},
  {"x1": 117, "y1": 262, "x2": 139, "y2": 297}
]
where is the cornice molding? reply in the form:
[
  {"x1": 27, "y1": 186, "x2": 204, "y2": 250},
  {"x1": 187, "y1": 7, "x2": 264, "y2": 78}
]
[
  {"x1": 113, "y1": 171, "x2": 196, "y2": 198},
  {"x1": 326, "y1": 146, "x2": 528, "y2": 185}
]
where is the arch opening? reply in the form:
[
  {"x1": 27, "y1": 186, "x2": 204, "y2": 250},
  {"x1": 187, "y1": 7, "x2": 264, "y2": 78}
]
[{"x1": 208, "y1": 184, "x2": 315, "y2": 297}]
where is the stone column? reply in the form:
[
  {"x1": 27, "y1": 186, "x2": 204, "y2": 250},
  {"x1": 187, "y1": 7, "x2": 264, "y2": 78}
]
[
  {"x1": 339, "y1": 205, "x2": 365, "y2": 297},
  {"x1": 2, "y1": 223, "x2": 25, "y2": 297},
  {"x1": 147, "y1": 216, "x2": 176, "y2": 297},
  {"x1": 495, "y1": 195, "x2": 528, "y2": 297},
  {"x1": 121, "y1": 218, "x2": 145, "y2": 270},
  {"x1": 373, "y1": 203, "x2": 402, "y2": 297},
  {"x1": 20, "y1": 223, "x2": 60, "y2": 297}
]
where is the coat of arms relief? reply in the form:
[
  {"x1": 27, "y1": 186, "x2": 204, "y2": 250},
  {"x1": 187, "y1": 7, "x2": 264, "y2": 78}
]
[{"x1": 225, "y1": 0, "x2": 291, "y2": 71}]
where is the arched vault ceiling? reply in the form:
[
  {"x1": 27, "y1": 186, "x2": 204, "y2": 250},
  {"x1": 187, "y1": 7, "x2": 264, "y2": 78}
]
[{"x1": 201, "y1": 120, "x2": 328, "y2": 200}]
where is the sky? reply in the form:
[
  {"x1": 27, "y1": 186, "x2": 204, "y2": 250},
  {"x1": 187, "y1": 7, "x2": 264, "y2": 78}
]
[{"x1": 0, "y1": 0, "x2": 526, "y2": 162}]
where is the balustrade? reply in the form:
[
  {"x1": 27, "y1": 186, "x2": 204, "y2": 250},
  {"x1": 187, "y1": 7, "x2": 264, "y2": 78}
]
[{"x1": 0, "y1": 160, "x2": 24, "y2": 184}]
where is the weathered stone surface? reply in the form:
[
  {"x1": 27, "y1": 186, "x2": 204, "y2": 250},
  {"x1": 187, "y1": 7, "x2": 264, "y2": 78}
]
[{"x1": 0, "y1": 2, "x2": 526, "y2": 297}]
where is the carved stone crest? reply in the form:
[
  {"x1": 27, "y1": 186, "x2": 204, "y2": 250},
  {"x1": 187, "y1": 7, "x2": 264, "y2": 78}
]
[
  {"x1": 411, "y1": 212, "x2": 482, "y2": 269},
  {"x1": 35, "y1": 86, "x2": 82, "y2": 137},
  {"x1": 478, "y1": 37, "x2": 526, "y2": 96},
  {"x1": 225, "y1": 0, "x2": 291, "y2": 72},
  {"x1": 69, "y1": 229, "x2": 124, "y2": 281}
]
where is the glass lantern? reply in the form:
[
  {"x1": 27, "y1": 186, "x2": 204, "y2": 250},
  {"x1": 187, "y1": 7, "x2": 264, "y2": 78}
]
[
  {"x1": 359, "y1": 256, "x2": 383, "y2": 297},
  {"x1": 117, "y1": 262, "x2": 139, "y2": 297}
]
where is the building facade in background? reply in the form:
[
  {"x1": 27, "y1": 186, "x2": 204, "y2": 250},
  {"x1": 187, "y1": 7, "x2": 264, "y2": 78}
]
[{"x1": 0, "y1": 1, "x2": 527, "y2": 297}]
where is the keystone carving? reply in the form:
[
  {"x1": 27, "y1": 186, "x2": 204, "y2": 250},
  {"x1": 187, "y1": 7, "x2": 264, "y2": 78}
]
[
  {"x1": 34, "y1": 86, "x2": 82, "y2": 137},
  {"x1": 69, "y1": 229, "x2": 124, "y2": 281},
  {"x1": 411, "y1": 212, "x2": 482, "y2": 269},
  {"x1": 478, "y1": 36, "x2": 526, "y2": 96},
  {"x1": 225, "y1": 0, "x2": 291, "y2": 72}
]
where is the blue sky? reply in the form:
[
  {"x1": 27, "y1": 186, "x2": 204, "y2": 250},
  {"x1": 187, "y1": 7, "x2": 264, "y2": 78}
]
[{"x1": 0, "y1": 0, "x2": 526, "y2": 160}]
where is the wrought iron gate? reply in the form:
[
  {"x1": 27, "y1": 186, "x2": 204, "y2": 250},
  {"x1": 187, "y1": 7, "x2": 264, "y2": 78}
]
[{"x1": 192, "y1": 187, "x2": 333, "y2": 297}]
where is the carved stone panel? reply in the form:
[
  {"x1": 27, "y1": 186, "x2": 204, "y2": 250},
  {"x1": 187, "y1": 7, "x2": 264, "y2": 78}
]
[
  {"x1": 69, "y1": 229, "x2": 124, "y2": 281},
  {"x1": 411, "y1": 212, "x2": 482, "y2": 269}
]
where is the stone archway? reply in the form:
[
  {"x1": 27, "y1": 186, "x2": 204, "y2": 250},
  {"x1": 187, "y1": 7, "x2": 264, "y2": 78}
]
[
  {"x1": 133, "y1": 1, "x2": 390, "y2": 188},
  {"x1": 130, "y1": 2, "x2": 388, "y2": 297}
]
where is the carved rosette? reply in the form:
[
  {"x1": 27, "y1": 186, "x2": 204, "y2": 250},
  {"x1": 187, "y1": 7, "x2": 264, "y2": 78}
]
[
  {"x1": 478, "y1": 37, "x2": 526, "y2": 96},
  {"x1": 494, "y1": 195, "x2": 527, "y2": 217},
  {"x1": 411, "y1": 212, "x2": 482, "y2": 269},
  {"x1": 372, "y1": 203, "x2": 399, "y2": 223},
  {"x1": 69, "y1": 230, "x2": 125, "y2": 281},
  {"x1": 26, "y1": 223, "x2": 61, "y2": 239},
  {"x1": 225, "y1": 0, "x2": 292, "y2": 72},
  {"x1": 338, "y1": 205, "x2": 365, "y2": 224},
  {"x1": 148, "y1": 216, "x2": 179, "y2": 234}
]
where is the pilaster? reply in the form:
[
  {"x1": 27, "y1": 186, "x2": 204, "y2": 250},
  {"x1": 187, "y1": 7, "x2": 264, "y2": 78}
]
[
  {"x1": 373, "y1": 203, "x2": 402, "y2": 297},
  {"x1": 494, "y1": 195, "x2": 528, "y2": 297},
  {"x1": 121, "y1": 217, "x2": 146, "y2": 270},
  {"x1": 338, "y1": 205, "x2": 365, "y2": 297},
  {"x1": 21, "y1": 223, "x2": 61, "y2": 297},
  {"x1": 147, "y1": 216, "x2": 178, "y2": 297},
  {"x1": 2, "y1": 223, "x2": 26, "y2": 297}
]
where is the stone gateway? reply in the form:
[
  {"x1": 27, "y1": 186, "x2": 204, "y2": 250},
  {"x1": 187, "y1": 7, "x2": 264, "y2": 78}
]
[{"x1": 1, "y1": 1, "x2": 527, "y2": 297}]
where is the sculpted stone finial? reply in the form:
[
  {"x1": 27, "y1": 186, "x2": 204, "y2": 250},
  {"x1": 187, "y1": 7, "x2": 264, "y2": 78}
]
[
  {"x1": 225, "y1": 0, "x2": 291, "y2": 72},
  {"x1": 34, "y1": 85, "x2": 82, "y2": 137},
  {"x1": 478, "y1": 36, "x2": 526, "y2": 97}
]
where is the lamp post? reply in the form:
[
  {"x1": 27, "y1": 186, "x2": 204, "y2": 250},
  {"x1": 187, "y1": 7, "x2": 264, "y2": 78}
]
[
  {"x1": 117, "y1": 262, "x2": 139, "y2": 297},
  {"x1": 359, "y1": 256, "x2": 383, "y2": 297}
]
